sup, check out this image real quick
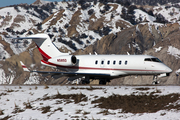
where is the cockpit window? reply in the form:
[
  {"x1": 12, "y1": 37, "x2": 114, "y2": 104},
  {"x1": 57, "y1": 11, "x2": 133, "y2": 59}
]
[
  {"x1": 151, "y1": 58, "x2": 162, "y2": 62},
  {"x1": 144, "y1": 58, "x2": 162, "y2": 63},
  {"x1": 144, "y1": 58, "x2": 151, "y2": 61}
]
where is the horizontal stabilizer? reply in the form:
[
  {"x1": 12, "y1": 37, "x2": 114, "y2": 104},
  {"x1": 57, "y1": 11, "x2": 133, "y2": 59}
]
[
  {"x1": 13, "y1": 36, "x2": 46, "y2": 40},
  {"x1": 20, "y1": 61, "x2": 30, "y2": 72}
]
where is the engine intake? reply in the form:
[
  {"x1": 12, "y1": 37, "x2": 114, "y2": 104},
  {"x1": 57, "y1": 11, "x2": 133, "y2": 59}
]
[
  {"x1": 71, "y1": 55, "x2": 77, "y2": 65},
  {"x1": 48, "y1": 55, "x2": 77, "y2": 66}
]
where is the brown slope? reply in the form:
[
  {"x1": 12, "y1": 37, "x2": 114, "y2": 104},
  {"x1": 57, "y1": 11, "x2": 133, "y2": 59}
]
[
  {"x1": 0, "y1": 36, "x2": 14, "y2": 56},
  {"x1": 68, "y1": 8, "x2": 81, "y2": 37}
]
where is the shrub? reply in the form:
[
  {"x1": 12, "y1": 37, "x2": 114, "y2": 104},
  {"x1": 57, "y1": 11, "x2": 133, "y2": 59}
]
[
  {"x1": 36, "y1": 22, "x2": 42, "y2": 30},
  {"x1": 64, "y1": 23, "x2": 69, "y2": 28},
  {"x1": 104, "y1": 4, "x2": 110, "y2": 11},
  {"x1": 103, "y1": 26, "x2": 111, "y2": 35},
  {"x1": 53, "y1": 27, "x2": 58, "y2": 33},
  {"x1": 80, "y1": 33, "x2": 88, "y2": 39},
  {"x1": 128, "y1": 5, "x2": 137, "y2": 14},
  {"x1": 155, "y1": 14, "x2": 168, "y2": 24},
  {"x1": 88, "y1": 9, "x2": 94, "y2": 15},
  {"x1": 48, "y1": 34, "x2": 54, "y2": 39},
  {"x1": 81, "y1": 3, "x2": 91, "y2": 10}
]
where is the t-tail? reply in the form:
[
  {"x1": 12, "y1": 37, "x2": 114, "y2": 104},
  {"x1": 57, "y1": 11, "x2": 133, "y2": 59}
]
[{"x1": 15, "y1": 34, "x2": 69, "y2": 63}]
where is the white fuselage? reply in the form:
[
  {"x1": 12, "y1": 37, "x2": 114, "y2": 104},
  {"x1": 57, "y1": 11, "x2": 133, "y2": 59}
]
[
  {"x1": 46, "y1": 54, "x2": 172, "y2": 79},
  {"x1": 17, "y1": 34, "x2": 172, "y2": 81}
]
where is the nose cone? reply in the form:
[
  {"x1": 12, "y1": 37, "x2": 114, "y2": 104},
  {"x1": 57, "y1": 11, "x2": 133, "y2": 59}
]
[{"x1": 166, "y1": 67, "x2": 172, "y2": 73}]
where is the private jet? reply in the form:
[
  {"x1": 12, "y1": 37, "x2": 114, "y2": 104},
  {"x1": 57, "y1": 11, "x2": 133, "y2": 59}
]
[{"x1": 16, "y1": 34, "x2": 172, "y2": 84}]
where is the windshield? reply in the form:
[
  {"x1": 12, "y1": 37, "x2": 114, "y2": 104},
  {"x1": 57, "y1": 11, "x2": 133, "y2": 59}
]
[{"x1": 144, "y1": 58, "x2": 162, "y2": 63}]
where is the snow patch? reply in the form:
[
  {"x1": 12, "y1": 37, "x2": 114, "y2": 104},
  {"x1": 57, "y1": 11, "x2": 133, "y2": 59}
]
[
  {"x1": 134, "y1": 9, "x2": 156, "y2": 22},
  {"x1": 0, "y1": 86, "x2": 180, "y2": 119},
  {"x1": 24, "y1": 72, "x2": 40, "y2": 84},
  {"x1": 154, "y1": 46, "x2": 162, "y2": 52},
  {"x1": 0, "y1": 69, "x2": 14, "y2": 84},
  {"x1": 167, "y1": 46, "x2": 180, "y2": 59}
]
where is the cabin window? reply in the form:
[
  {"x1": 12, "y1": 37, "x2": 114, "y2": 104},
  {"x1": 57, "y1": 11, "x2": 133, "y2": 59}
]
[
  {"x1": 125, "y1": 61, "x2": 128, "y2": 65},
  {"x1": 119, "y1": 61, "x2": 121, "y2": 65},
  {"x1": 113, "y1": 61, "x2": 116, "y2": 65},
  {"x1": 107, "y1": 60, "x2": 110, "y2": 65},
  {"x1": 95, "y1": 60, "x2": 98, "y2": 64},
  {"x1": 101, "y1": 60, "x2": 104, "y2": 64}
]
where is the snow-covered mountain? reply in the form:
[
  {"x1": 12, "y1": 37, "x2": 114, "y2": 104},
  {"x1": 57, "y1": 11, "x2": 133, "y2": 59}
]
[{"x1": 0, "y1": 0, "x2": 180, "y2": 85}]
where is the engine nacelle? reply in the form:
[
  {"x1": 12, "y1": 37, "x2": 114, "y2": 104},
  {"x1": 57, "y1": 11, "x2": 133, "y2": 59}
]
[{"x1": 48, "y1": 55, "x2": 77, "y2": 66}]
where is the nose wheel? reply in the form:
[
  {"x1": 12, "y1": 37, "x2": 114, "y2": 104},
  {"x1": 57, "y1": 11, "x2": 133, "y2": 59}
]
[{"x1": 152, "y1": 75, "x2": 159, "y2": 84}]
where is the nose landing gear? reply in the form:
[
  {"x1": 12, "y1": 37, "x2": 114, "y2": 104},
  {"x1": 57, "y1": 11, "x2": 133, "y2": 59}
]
[{"x1": 152, "y1": 75, "x2": 160, "y2": 84}]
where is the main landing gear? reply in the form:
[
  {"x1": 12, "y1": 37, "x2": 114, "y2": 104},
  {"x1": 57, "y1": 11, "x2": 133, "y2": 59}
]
[
  {"x1": 99, "y1": 79, "x2": 110, "y2": 85},
  {"x1": 152, "y1": 75, "x2": 160, "y2": 84}
]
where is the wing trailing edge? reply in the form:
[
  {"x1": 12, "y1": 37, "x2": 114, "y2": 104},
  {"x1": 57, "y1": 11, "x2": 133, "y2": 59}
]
[{"x1": 20, "y1": 61, "x2": 110, "y2": 78}]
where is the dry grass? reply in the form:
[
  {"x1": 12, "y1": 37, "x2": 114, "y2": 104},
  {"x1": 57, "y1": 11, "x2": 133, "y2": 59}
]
[
  {"x1": 75, "y1": 109, "x2": 90, "y2": 115},
  {"x1": 13, "y1": 15, "x2": 25, "y2": 23},
  {"x1": 0, "y1": 109, "x2": 4, "y2": 115},
  {"x1": 0, "y1": 39, "x2": 15, "y2": 56},
  {"x1": 91, "y1": 92, "x2": 180, "y2": 113},
  {"x1": 135, "y1": 87, "x2": 151, "y2": 91},
  {"x1": 71, "y1": 86, "x2": 104, "y2": 91},
  {"x1": 41, "y1": 106, "x2": 51, "y2": 114},
  {"x1": 0, "y1": 92, "x2": 7, "y2": 96},
  {"x1": 0, "y1": 15, "x2": 12, "y2": 28},
  {"x1": 0, "y1": 115, "x2": 11, "y2": 120},
  {"x1": 50, "y1": 9, "x2": 65, "y2": 26},
  {"x1": 3, "y1": 15, "x2": 12, "y2": 22},
  {"x1": 37, "y1": 92, "x2": 88, "y2": 104},
  {"x1": 10, "y1": 23, "x2": 21, "y2": 29},
  {"x1": 12, "y1": 103, "x2": 25, "y2": 114},
  {"x1": 5, "y1": 89, "x2": 14, "y2": 93},
  {"x1": 23, "y1": 100, "x2": 33, "y2": 109},
  {"x1": 42, "y1": 13, "x2": 55, "y2": 24},
  {"x1": 97, "y1": 109, "x2": 116, "y2": 115},
  {"x1": 44, "y1": 84, "x2": 49, "y2": 89}
]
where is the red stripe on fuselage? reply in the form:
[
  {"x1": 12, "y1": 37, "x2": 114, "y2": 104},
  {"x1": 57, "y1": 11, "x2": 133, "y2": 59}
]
[
  {"x1": 36, "y1": 45, "x2": 51, "y2": 61},
  {"x1": 41, "y1": 60, "x2": 167, "y2": 73}
]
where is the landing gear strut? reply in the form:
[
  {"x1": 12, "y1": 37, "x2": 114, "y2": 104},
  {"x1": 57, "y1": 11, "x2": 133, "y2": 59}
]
[
  {"x1": 82, "y1": 76, "x2": 90, "y2": 84},
  {"x1": 152, "y1": 75, "x2": 159, "y2": 84}
]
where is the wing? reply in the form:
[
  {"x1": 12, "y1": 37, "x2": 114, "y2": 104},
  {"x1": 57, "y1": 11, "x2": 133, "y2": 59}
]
[{"x1": 20, "y1": 61, "x2": 110, "y2": 77}]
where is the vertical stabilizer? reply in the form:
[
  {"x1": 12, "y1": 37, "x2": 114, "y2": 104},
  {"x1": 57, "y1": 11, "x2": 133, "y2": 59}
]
[{"x1": 16, "y1": 34, "x2": 68, "y2": 61}]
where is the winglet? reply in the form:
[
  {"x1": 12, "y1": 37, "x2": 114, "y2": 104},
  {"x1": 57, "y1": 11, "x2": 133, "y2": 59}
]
[{"x1": 20, "y1": 61, "x2": 30, "y2": 72}]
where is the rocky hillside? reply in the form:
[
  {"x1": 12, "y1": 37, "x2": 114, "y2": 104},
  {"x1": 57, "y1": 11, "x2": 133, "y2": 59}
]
[{"x1": 0, "y1": 0, "x2": 180, "y2": 85}]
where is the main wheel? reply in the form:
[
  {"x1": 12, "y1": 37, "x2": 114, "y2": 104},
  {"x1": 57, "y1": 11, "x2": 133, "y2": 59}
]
[
  {"x1": 152, "y1": 81, "x2": 159, "y2": 84},
  {"x1": 99, "y1": 79, "x2": 107, "y2": 85}
]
